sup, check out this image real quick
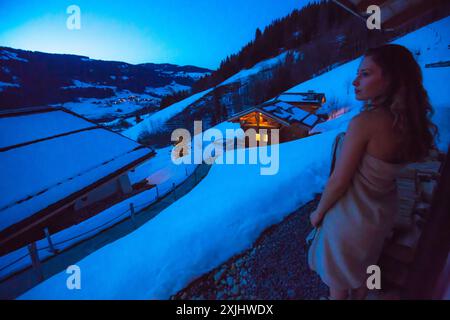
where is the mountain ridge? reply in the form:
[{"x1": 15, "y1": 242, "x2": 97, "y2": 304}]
[{"x1": 0, "y1": 46, "x2": 212, "y2": 112}]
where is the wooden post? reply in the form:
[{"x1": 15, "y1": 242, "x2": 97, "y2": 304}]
[
  {"x1": 27, "y1": 242, "x2": 43, "y2": 282},
  {"x1": 44, "y1": 227, "x2": 57, "y2": 254},
  {"x1": 172, "y1": 182, "x2": 176, "y2": 201},
  {"x1": 194, "y1": 167, "x2": 197, "y2": 184},
  {"x1": 129, "y1": 203, "x2": 137, "y2": 229}
]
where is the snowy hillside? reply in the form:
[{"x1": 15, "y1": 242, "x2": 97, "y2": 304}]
[
  {"x1": 122, "y1": 50, "x2": 298, "y2": 141},
  {"x1": 221, "y1": 51, "x2": 298, "y2": 86}
]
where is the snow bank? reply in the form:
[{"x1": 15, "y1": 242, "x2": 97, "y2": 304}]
[{"x1": 19, "y1": 129, "x2": 339, "y2": 299}]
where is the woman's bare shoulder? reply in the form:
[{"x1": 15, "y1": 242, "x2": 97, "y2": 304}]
[
  {"x1": 349, "y1": 110, "x2": 378, "y2": 134},
  {"x1": 362, "y1": 109, "x2": 403, "y2": 161},
  {"x1": 354, "y1": 108, "x2": 395, "y2": 131}
]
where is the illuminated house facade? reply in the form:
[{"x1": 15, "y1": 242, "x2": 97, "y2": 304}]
[{"x1": 228, "y1": 91, "x2": 326, "y2": 144}]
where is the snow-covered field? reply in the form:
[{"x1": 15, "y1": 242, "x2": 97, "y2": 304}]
[
  {"x1": 18, "y1": 16, "x2": 450, "y2": 299},
  {"x1": 60, "y1": 81, "x2": 201, "y2": 123},
  {"x1": 145, "y1": 81, "x2": 191, "y2": 96},
  {"x1": 62, "y1": 89, "x2": 161, "y2": 121}
]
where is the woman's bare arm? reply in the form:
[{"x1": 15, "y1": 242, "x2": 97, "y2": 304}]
[{"x1": 311, "y1": 112, "x2": 372, "y2": 226}]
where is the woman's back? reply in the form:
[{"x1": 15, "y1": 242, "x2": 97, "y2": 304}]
[
  {"x1": 308, "y1": 44, "x2": 438, "y2": 299},
  {"x1": 364, "y1": 108, "x2": 405, "y2": 164}
]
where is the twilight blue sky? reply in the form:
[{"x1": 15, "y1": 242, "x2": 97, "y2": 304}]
[{"x1": 0, "y1": 0, "x2": 310, "y2": 69}]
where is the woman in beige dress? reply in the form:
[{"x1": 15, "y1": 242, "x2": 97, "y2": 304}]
[{"x1": 307, "y1": 44, "x2": 439, "y2": 300}]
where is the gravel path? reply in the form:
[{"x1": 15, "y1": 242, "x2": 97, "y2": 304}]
[{"x1": 171, "y1": 197, "x2": 328, "y2": 300}]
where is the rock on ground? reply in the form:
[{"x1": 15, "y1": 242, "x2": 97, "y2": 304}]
[{"x1": 171, "y1": 198, "x2": 328, "y2": 300}]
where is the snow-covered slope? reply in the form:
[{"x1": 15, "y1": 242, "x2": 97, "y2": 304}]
[
  {"x1": 221, "y1": 51, "x2": 297, "y2": 86},
  {"x1": 122, "y1": 50, "x2": 298, "y2": 141},
  {"x1": 19, "y1": 128, "x2": 339, "y2": 299}
]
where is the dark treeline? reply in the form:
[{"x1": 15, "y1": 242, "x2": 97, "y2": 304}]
[
  {"x1": 160, "y1": 1, "x2": 350, "y2": 108},
  {"x1": 159, "y1": 90, "x2": 191, "y2": 108},
  {"x1": 193, "y1": 0, "x2": 349, "y2": 91}
]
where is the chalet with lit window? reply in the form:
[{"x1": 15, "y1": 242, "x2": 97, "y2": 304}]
[{"x1": 228, "y1": 91, "x2": 326, "y2": 144}]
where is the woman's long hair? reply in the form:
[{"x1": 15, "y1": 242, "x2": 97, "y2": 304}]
[{"x1": 364, "y1": 44, "x2": 438, "y2": 162}]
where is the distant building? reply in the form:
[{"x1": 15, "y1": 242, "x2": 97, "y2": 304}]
[
  {"x1": 0, "y1": 107, "x2": 155, "y2": 254},
  {"x1": 271, "y1": 91, "x2": 326, "y2": 113},
  {"x1": 228, "y1": 91, "x2": 326, "y2": 144}
]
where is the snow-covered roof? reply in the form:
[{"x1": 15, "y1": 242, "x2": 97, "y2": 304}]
[
  {"x1": 261, "y1": 101, "x2": 320, "y2": 127},
  {"x1": 229, "y1": 89, "x2": 325, "y2": 128},
  {"x1": 0, "y1": 108, "x2": 94, "y2": 149},
  {"x1": 274, "y1": 92, "x2": 325, "y2": 104},
  {"x1": 0, "y1": 107, "x2": 155, "y2": 234},
  {"x1": 229, "y1": 100, "x2": 321, "y2": 129}
]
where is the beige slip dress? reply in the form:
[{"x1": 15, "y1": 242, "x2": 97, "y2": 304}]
[{"x1": 307, "y1": 132, "x2": 406, "y2": 290}]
